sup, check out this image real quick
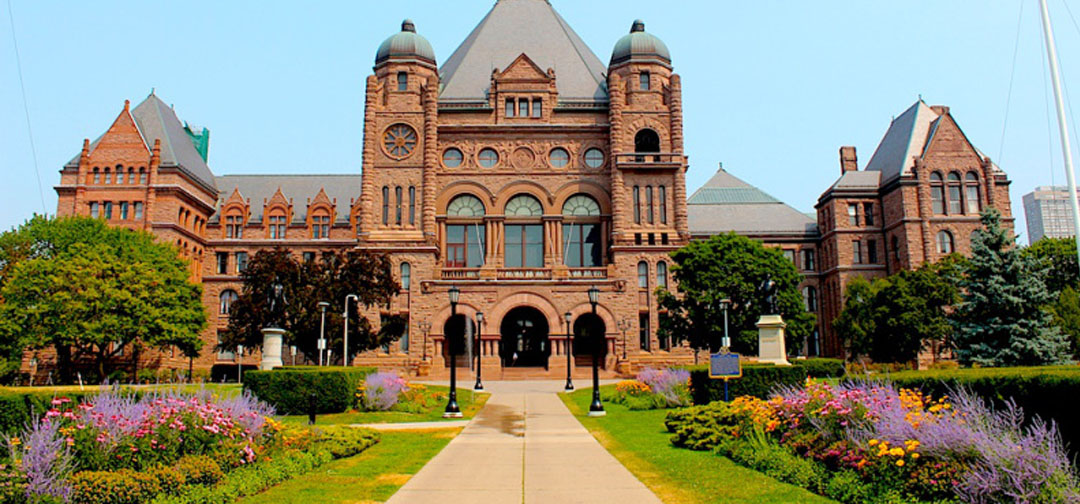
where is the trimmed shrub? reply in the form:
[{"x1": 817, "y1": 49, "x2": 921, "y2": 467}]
[
  {"x1": 0, "y1": 389, "x2": 144, "y2": 435},
  {"x1": 243, "y1": 366, "x2": 375, "y2": 415},
  {"x1": 687, "y1": 364, "x2": 807, "y2": 405},
  {"x1": 793, "y1": 358, "x2": 845, "y2": 378},
  {"x1": 70, "y1": 469, "x2": 162, "y2": 504}
]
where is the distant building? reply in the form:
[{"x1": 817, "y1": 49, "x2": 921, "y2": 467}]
[{"x1": 1023, "y1": 186, "x2": 1080, "y2": 243}]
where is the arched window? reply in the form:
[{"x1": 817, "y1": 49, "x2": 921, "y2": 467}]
[
  {"x1": 657, "y1": 261, "x2": 668, "y2": 290},
  {"x1": 395, "y1": 186, "x2": 403, "y2": 225},
  {"x1": 138, "y1": 167, "x2": 147, "y2": 184},
  {"x1": 633, "y1": 186, "x2": 641, "y2": 224},
  {"x1": 127, "y1": 167, "x2": 135, "y2": 184},
  {"x1": 803, "y1": 286, "x2": 818, "y2": 312},
  {"x1": 408, "y1": 186, "x2": 416, "y2": 225},
  {"x1": 382, "y1": 186, "x2": 390, "y2": 225},
  {"x1": 659, "y1": 185, "x2": 668, "y2": 224},
  {"x1": 445, "y1": 195, "x2": 486, "y2": 268},
  {"x1": 634, "y1": 129, "x2": 660, "y2": 153},
  {"x1": 219, "y1": 290, "x2": 238, "y2": 315},
  {"x1": 400, "y1": 262, "x2": 411, "y2": 291},
  {"x1": 92, "y1": 167, "x2": 100, "y2": 184},
  {"x1": 103, "y1": 167, "x2": 111, "y2": 184},
  {"x1": 646, "y1": 185, "x2": 654, "y2": 224},
  {"x1": 937, "y1": 230, "x2": 954, "y2": 255},
  {"x1": 638, "y1": 261, "x2": 649, "y2": 288},
  {"x1": 947, "y1": 172, "x2": 962, "y2": 215},
  {"x1": 396, "y1": 72, "x2": 408, "y2": 91},
  {"x1": 930, "y1": 172, "x2": 945, "y2": 214},
  {"x1": 965, "y1": 172, "x2": 980, "y2": 214},
  {"x1": 505, "y1": 195, "x2": 543, "y2": 268},
  {"x1": 562, "y1": 194, "x2": 603, "y2": 268}
]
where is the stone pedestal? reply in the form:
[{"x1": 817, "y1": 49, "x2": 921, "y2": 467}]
[
  {"x1": 756, "y1": 315, "x2": 791, "y2": 366},
  {"x1": 260, "y1": 327, "x2": 286, "y2": 370}
]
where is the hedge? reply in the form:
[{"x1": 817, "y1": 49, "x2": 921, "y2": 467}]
[
  {"x1": 687, "y1": 364, "x2": 807, "y2": 405},
  {"x1": 0, "y1": 387, "x2": 143, "y2": 435},
  {"x1": 242, "y1": 366, "x2": 376, "y2": 415},
  {"x1": 793, "y1": 358, "x2": 845, "y2": 378}
]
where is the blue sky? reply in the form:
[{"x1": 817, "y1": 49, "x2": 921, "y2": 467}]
[{"x1": 4, "y1": 0, "x2": 1080, "y2": 243}]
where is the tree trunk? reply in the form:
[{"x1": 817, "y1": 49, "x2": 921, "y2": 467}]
[
  {"x1": 54, "y1": 344, "x2": 73, "y2": 384},
  {"x1": 98, "y1": 347, "x2": 107, "y2": 384}
]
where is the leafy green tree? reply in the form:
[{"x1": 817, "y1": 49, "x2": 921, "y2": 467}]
[
  {"x1": 832, "y1": 276, "x2": 875, "y2": 358},
  {"x1": 222, "y1": 249, "x2": 403, "y2": 365},
  {"x1": 952, "y1": 210, "x2": 1071, "y2": 366},
  {"x1": 1048, "y1": 286, "x2": 1080, "y2": 359},
  {"x1": 1023, "y1": 236, "x2": 1078, "y2": 294},
  {"x1": 657, "y1": 232, "x2": 815, "y2": 358},
  {"x1": 0, "y1": 216, "x2": 206, "y2": 381}
]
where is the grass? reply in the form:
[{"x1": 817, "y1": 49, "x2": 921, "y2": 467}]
[
  {"x1": 278, "y1": 385, "x2": 489, "y2": 425},
  {"x1": 241, "y1": 427, "x2": 460, "y2": 504},
  {"x1": 561, "y1": 386, "x2": 835, "y2": 504}
]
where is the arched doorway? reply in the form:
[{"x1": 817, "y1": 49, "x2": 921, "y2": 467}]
[
  {"x1": 573, "y1": 313, "x2": 607, "y2": 368},
  {"x1": 634, "y1": 129, "x2": 660, "y2": 153},
  {"x1": 443, "y1": 314, "x2": 471, "y2": 367},
  {"x1": 500, "y1": 306, "x2": 550, "y2": 367}
]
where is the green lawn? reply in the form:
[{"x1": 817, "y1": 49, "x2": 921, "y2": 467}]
[
  {"x1": 242, "y1": 427, "x2": 459, "y2": 504},
  {"x1": 278, "y1": 386, "x2": 489, "y2": 425},
  {"x1": 561, "y1": 387, "x2": 835, "y2": 504}
]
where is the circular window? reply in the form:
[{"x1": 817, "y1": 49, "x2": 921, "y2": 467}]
[
  {"x1": 584, "y1": 148, "x2": 605, "y2": 169},
  {"x1": 383, "y1": 124, "x2": 418, "y2": 158},
  {"x1": 478, "y1": 148, "x2": 499, "y2": 168},
  {"x1": 443, "y1": 148, "x2": 464, "y2": 168},
  {"x1": 549, "y1": 148, "x2": 570, "y2": 168}
]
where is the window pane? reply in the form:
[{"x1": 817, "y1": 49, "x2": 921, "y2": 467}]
[
  {"x1": 550, "y1": 148, "x2": 569, "y2": 168},
  {"x1": 659, "y1": 186, "x2": 667, "y2": 224},
  {"x1": 466, "y1": 224, "x2": 485, "y2": 267},
  {"x1": 519, "y1": 99, "x2": 528, "y2": 117},
  {"x1": 401, "y1": 263, "x2": 410, "y2": 290},
  {"x1": 640, "y1": 72, "x2": 650, "y2": 90},
  {"x1": 949, "y1": 186, "x2": 962, "y2": 214},
  {"x1": 583, "y1": 224, "x2": 601, "y2": 267},
  {"x1": 134, "y1": 202, "x2": 143, "y2": 220},
  {"x1": 525, "y1": 225, "x2": 543, "y2": 267},
  {"x1": 531, "y1": 98, "x2": 542, "y2": 118},
  {"x1": 478, "y1": 149, "x2": 499, "y2": 168},
  {"x1": 505, "y1": 99, "x2": 515, "y2": 117},
  {"x1": 966, "y1": 186, "x2": 979, "y2": 213},
  {"x1": 931, "y1": 187, "x2": 945, "y2": 214},
  {"x1": 505, "y1": 224, "x2": 523, "y2": 268},
  {"x1": 563, "y1": 224, "x2": 581, "y2": 267},
  {"x1": 864, "y1": 203, "x2": 874, "y2": 225},
  {"x1": 638, "y1": 261, "x2": 648, "y2": 288},
  {"x1": 443, "y1": 148, "x2": 463, "y2": 168},
  {"x1": 848, "y1": 204, "x2": 858, "y2": 225},
  {"x1": 584, "y1": 148, "x2": 604, "y2": 168}
]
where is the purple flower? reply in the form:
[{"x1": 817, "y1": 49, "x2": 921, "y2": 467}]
[
  {"x1": 15, "y1": 417, "x2": 72, "y2": 501},
  {"x1": 362, "y1": 372, "x2": 409, "y2": 411},
  {"x1": 636, "y1": 368, "x2": 691, "y2": 407}
]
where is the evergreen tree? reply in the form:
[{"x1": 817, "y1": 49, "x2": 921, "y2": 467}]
[{"x1": 953, "y1": 210, "x2": 1071, "y2": 366}]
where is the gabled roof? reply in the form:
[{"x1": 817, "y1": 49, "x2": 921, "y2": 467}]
[
  {"x1": 687, "y1": 168, "x2": 818, "y2": 237},
  {"x1": 211, "y1": 174, "x2": 359, "y2": 225},
  {"x1": 439, "y1": 0, "x2": 608, "y2": 102},
  {"x1": 863, "y1": 100, "x2": 939, "y2": 184},
  {"x1": 67, "y1": 93, "x2": 217, "y2": 191}
]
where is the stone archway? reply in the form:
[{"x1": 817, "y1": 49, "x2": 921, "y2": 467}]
[
  {"x1": 573, "y1": 312, "x2": 607, "y2": 369},
  {"x1": 499, "y1": 306, "x2": 550, "y2": 367}
]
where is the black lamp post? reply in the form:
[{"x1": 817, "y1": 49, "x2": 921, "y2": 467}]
[
  {"x1": 587, "y1": 286, "x2": 605, "y2": 416},
  {"x1": 419, "y1": 321, "x2": 431, "y2": 361},
  {"x1": 474, "y1": 311, "x2": 484, "y2": 391},
  {"x1": 564, "y1": 311, "x2": 574, "y2": 391},
  {"x1": 444, "y1": 286, "x2": 462, "y2": 418}
]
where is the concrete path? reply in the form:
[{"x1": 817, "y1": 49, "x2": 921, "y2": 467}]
[
  {"x1": 386, "y1": 381, "x2": 662, "y2": 504},
  {"x1": 350, "y1": 420, "x2": 470, "y2": 431}
]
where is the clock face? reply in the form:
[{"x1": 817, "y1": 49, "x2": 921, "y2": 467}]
[{"x1": 383, "y1": 124, "x2": 418, "y2": 158}]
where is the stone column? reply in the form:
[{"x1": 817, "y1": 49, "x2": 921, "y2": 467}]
[
  {"x1": 756, "y1": 315, "x2": 790, "y2": 366},
  {"x1": 260, "y1": 328, "x2": 286, "y2": 370}
]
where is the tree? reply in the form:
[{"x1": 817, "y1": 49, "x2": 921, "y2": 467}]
[
  {"x1": 657, "y1": 232, "x2": 815, "y2": 358},
  {"x1": 222, "y1": 249, "x2": 403, "y2": 365},
  {"x1": 952, "y1": 209, "x2": 1071, "y2": 367},
  {"x1": 0, "y1": 216, "x2": 206, "y2": 381},
  {"x1": 1023, "y1": 236, "x2": 1078, "y2": 295},
  {"x1": 1048, "y1": 286, "x2": 1080, "y2": 359},
  {"x1": 833, "y1": 261, "x2": 960, "y2": 363}
]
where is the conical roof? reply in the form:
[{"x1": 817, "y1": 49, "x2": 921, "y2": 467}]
[{"x1": 439, "y1": 0, "x2": 608, "y2": 102}]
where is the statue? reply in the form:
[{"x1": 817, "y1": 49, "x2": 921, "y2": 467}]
[
  {"x1": 758, "y1": 277, "x2": 778, "y2": 315},
  {"x1": 261, "y1": 279, "x2": 288, "y2": 370},
  {"x1": 267, "y1": 280, "x2": 287, "y2": 328},
  {"x1": 755, "y1": 276, "x2": 790, "y2": 365}
]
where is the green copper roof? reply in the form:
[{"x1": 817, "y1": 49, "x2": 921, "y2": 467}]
[
  {"x1": 375, "y1": 19, "x2": 436, "y2": 67},
  {"x1": 611, "y1": 19, "x2": 671, "y2": 67},
  {"x1": 688, "y1": 187, "x2": 780, "y2": 205}
]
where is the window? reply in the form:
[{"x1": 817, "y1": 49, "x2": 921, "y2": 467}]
[
  {"x1": 446, "y1": 195, "x2": 486, "y2": 268},
  {"x1": 219, "y1": 290, "x2": 238, "y2": 314},
  {"x1": 303, "y1": 251, "x2": 315, "y2": 262},
  {"x1": 848, "y1": 204, "x2": 858, "y2": 225},
  {"x1": 397, "y1": 72, "x2": 407, "y2": 91},
  {"x1": 947, "y1": 172, "x2": 962, "y2": 214},
  {"x1": 216, "y1": 252, "x2": 229, "y2": 274},
  {"x1": 549, "y1": 148, "x2": 570, "y2": 168},
  {"x1": 584, "y1": 148, "x2": 604, "y2": 169},
  {"x1": 518, "y1": 99, "x2": 529, "y2": 118},
  {"x1": 127, "y1": 168, "x2": 135, "y2": 184},
  {"x1": 104, "y1": 168, "x2": 111, "y2": 184},
  {"x1": 562, "y1": 195, "x2": 603, "y2": 268},
  {"x1": 400, "y1": 262, "x2": 411, "y2": 290},
  {"x1": 505, "y1": 224, "x2": 543, "y2": 267},
  {"x1": 93, "y1": 168, "x2": 100, "y2": 184},
  {"x1": 639, "y1": 313, "x2": 650, "y2": 351},
  {"x1": 659, "y1": 185, "x2": 668, "y2": 224},
  {"x1": 478, "y1": 148, "x2": 499, "y2": 168},
  {"x1": 802, "y1": 249, "x2": 815, "y2": 271},
  {"x1": 634, "y1": 129, "x2": 660, "y2": 154},
  {"x1": 217, "y1": 332, "x2": 235, "y2": 361},
  {"x1": 120, "y1": 202, "x2": 129, "y2": 220},
  {"x1": 104, "y1": 202, "x2": 113, "y2": 220},
  {"x1": 638, "y1": 261, "x2": 649, "y2": 288},
  {"x1": 443, "y1": 148, "x2": 464, "y2": 168},
  {"x1": 892, "y1": 236, "x2": 900, "y2": 260},
  {"x1": 382, "y1": 186, "x2": 390, "y2": 225},
  {"x1": 804, "y1": 287, "x2": 818, "y2": 312},
  {"x1": 646, "y1": 186, "x2": 654, "y2": 224},
  {"x1": 937, "y1": 230, "x2": 954, "y2": 254},
  {"x1": 383, "y1": 124, "x2": 417, "y2": 158},
  {"x1": 312, "y1": 214, "x2": 330, "y2": 239},
  {"x1": 408, "y1": 186, "x2": 416, "y2": 225},
  {"x1": 640, "y1": 71, "x2": 650, "y2": 90},
  {"x1": 400, "y1": 324, "x2": 410, "y2": 352},
  {"x1": 633, "y1": 186, "x2": 641, "y2": 223},
  {"x1": 783, "y1": 249, "x2": 796, "y2": 264},
  {"x1": 447, "y1": 194, "x2": 486, "y2": 217},
  {"x1": 657, "y1": 261, "x2": 668, "y2": 290},
  {"x1": 269, "y1": 214, "x2": 287, "y2": 239},
  {"x1": 505, "y1": 98, "x2": 515, "y2": 118},
  {"x1": 864, "y1": 203, "x2": 874, "y2": 226},
  {"x1": 226, "y1": 215, "x2": 243, "y2": 238},
  {"x1": 236, "y1": 252, "x2": 248, "y2": 273},
  {"x1": 531, "y1": 98, "x2": 542, "y2": 118},
  {"x1": 395, "y1": 186, "x2": 403, "y2": 225},
  {"x1": 90, "y1": 202, "x2": 99, "y2": 218},
  {"x1": 867, "y1": 240, "x2": 878, "y2": 264},
  {"x1": 852, "y1": 240, "x2": 862, "y2": 264},
  {"x1": 134, "y1": 202, "x2": 143, "y2": 220},
  {"x1": 138, "y1": 168, "x2": 147, "y2": 184},
  {"x1": 965, "y1": 172, "x2": 980, "y2": 214},
  {"x1": 930, "y1": 172, "x2": 945, "y2": 214}
]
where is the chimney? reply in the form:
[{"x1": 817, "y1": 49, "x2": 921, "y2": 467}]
[
  {"x1": 930, "y1": 105, "x2": 949, "y2": 115},
  {"x1": 839, "y1": 146, "x2": 858, "y2": 174}
]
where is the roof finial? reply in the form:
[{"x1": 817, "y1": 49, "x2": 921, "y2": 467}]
[
  {"x1": 150, "y1": 87, "x2": 155, "y2": 96},
  {"x1": 631, "y1": 19, "x2": 645, "y2": 33},
  {"x1": 402, "y1": 19, "x2": 416, "y2": 33},
  {"x1": 123, "y1": 99, "x2": 130, "y2": 111}
]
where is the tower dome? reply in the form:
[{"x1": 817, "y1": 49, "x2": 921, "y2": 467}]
[
  {"x1": 610, "y1": 19, "x2": 670, "y2": 67},
  {"x1": 375, "y1": 19, "x2": 436, "y2": 68}
]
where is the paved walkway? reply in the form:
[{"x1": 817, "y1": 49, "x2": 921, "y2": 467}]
[
  {"x1": 387, "y1": 381, "x2": 662, "y2": 504},
  {"x1": 350, "y1": 420, "x2": 470, "y2": 431}
]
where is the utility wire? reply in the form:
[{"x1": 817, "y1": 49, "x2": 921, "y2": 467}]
[
  {"x1": 998, "y1": 0, "x2": 1026, "y2": 163},
  {"x1": 6, "y1": 0, "x2": 46, "y2": 214}
]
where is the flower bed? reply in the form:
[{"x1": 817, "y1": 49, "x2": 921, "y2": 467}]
[
  {"x1": 354, "y1": 372, "x2": 444, "y2": 413},
  {"x1": 665, "y1": 379, "x2": 1080, "y2": 503},
  {"x1": 607, "y1": 368, "x2": 691, "y2": 410},
  {"x1": 1, "y1": 388, "x2": 378, "y2": 503}
]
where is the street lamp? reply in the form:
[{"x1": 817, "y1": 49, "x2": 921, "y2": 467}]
[
  {"x1": 343, "y1": 294, "x2": 359, "y2": 367},
  {"x1": 317, "y1": 301, "x2": 330, "y2": 366},
  {"x1": 587, "y1": 286, "x2": 605, "y2": 417},
  {"x1": 564, "y1": 311, "x2": 574, "y2": 391},
  {"x1": 236, "y1": 345, "x2": 243, "y2": 383},
  {"x1": 474, "y1": 311, "x2": 484, "y2": 391},
  {"x1": 617, "y1": 319, "x2": 632, "y2": 360},
  {"x1": 719, "y1": 298, "x2": 732, "y2": 350},
  {"x1": 418, "y1": 321, "x2": 432, "y2": 361},
  {"x1": 444, "y1": 286, "x2": 462, "y2": 418}
]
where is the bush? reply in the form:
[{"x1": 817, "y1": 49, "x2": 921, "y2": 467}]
[
  {"x1": 0, "y1": 389, "x2": 144, "y2": 436},
  {"x1": 665, "y1": 401, "x2": 740, "y2": 450},
  {"x1": 358, "y1": 372, "x2": 408, "y2": 411},
  {"x1": 686, "y1": 363, "x2": 807, "y2": 405},
  {"x1": 243, "y1": 366, "x2": 375, "y2": 415},
  {"x1": 70, "y1": 469, "x2": 162, "y2": 504},
  {"x1": 717, "y1": 431, "x2": 823, "y2": 490},
  {"x1": 793, "y1": 358, "x2": 845, "y2": 378}
]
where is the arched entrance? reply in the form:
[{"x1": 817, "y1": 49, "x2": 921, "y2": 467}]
[
  {"x1": 500, "y1": 306, "x2": 550, "y2": 367},
  {"x1": 573, "y1": 313, "x2": 607, "y2": 368}
]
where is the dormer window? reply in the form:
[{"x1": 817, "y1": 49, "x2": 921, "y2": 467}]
[
  {"x1": 506, "y1": 99, "x2": 515, "y2": 118},
  {"x1": 532, "y1": 98, "x2": 542, "y2": 118},
  {"x1": 225, "y1": 214, "x2": 243, "y2": 239},
  {"x1": 269, "y1": 212, "x2": 287, "y2": 239},
  {"x1": 311, "y1": 212, "x2": 330, "y2": 239},
  {"x1": 518, "y1": 99, "x2": 529, "y2": 117},
  {"x1": 397, "y1": 72, "x2": 408, "y2": 91}
]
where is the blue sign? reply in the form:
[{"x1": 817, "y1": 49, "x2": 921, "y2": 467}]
[{"x1": 709, "y1": 352, "x2": 742, "y2": 379}]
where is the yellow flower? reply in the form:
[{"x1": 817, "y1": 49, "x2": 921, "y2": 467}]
[
  {"x1": 9, "y1": 437, "x2": 20, "y2": 447},
  {"x1": 911, "y1": 453, "x2": 920, "y2": 459},
  {"x1": 868, "y1": 439, "x2": 879, "y2": 446},
  {"x1": 896, "y1": 460, "x2": 905, "y2": 467},
  {"x1": 889, "y1": 447, "x2": 905, "y2": 457}
]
